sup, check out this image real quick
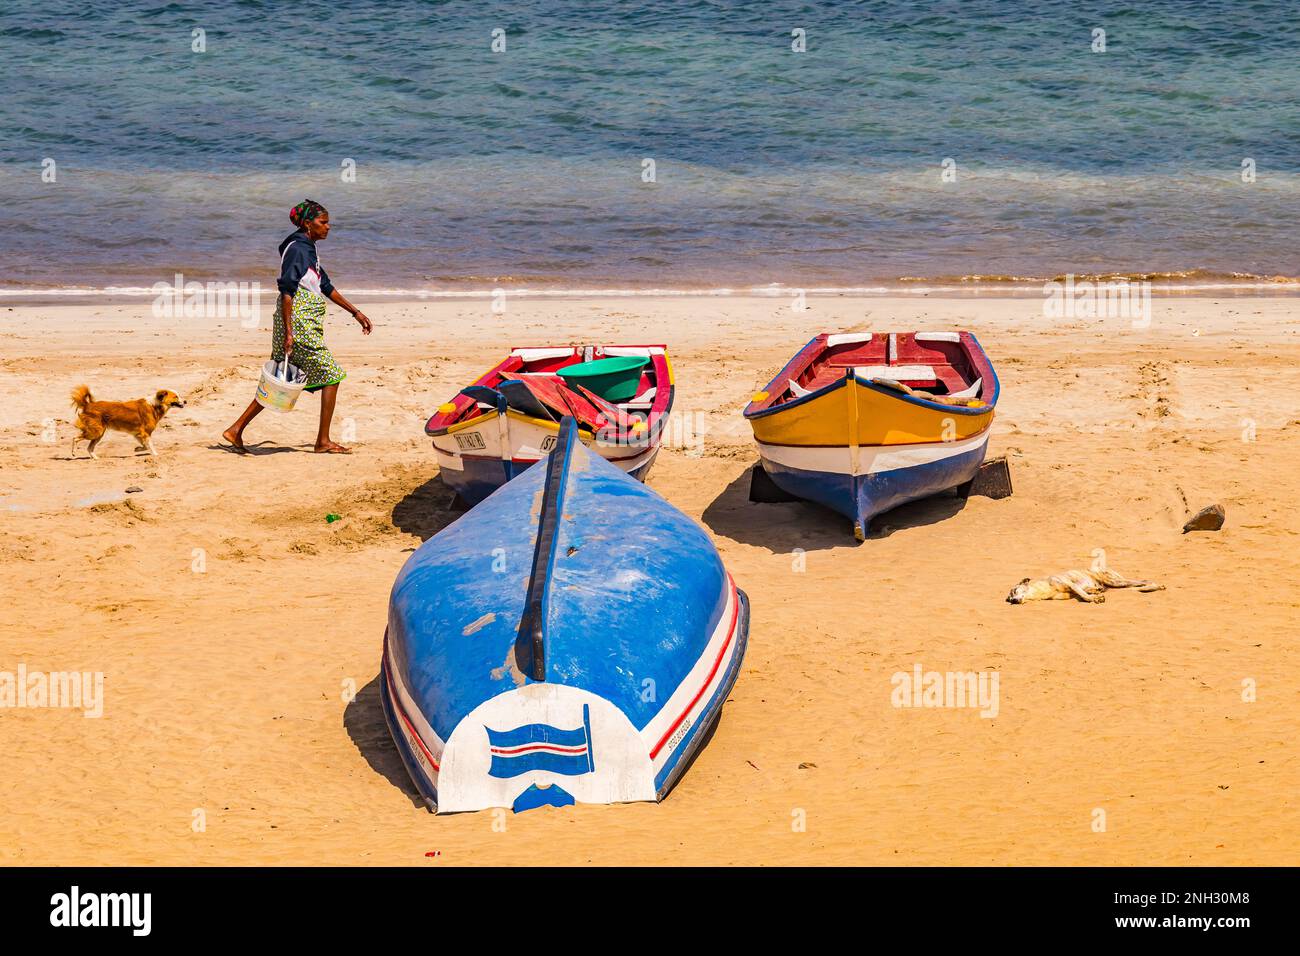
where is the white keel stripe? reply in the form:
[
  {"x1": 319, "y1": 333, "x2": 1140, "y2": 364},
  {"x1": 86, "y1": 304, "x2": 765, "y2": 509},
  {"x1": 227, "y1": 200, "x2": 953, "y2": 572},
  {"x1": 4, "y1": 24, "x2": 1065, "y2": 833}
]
[
  {"x1": 757, "y1": 430, "x2": 990, "y2": 477},
  {"x1": 385, "y1": 638, "x2": 447, "y2": 770}
]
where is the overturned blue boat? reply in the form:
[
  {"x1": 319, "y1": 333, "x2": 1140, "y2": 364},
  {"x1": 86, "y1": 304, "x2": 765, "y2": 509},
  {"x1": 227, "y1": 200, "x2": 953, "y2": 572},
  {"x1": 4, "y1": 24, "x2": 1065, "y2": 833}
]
[{"x1": 382, "y1": 417, "x2": 749, "y2": 813}]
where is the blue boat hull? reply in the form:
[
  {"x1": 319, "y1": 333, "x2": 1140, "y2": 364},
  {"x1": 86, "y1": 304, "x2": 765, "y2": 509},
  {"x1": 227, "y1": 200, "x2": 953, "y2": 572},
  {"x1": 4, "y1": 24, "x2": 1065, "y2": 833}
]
[
  {"x1": 384, "y1": 418, "x2": 747, "y2": 813},
  {"x1": 760, "y1": 434, "x2": 989, "y2": 536}
]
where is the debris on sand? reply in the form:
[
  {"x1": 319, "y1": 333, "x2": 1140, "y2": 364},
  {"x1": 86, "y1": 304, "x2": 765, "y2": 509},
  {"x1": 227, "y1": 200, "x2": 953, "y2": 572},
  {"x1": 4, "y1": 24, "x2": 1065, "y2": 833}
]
[{"x1": 1183, "y1": 504, "x2": 1226, "y2": 533}]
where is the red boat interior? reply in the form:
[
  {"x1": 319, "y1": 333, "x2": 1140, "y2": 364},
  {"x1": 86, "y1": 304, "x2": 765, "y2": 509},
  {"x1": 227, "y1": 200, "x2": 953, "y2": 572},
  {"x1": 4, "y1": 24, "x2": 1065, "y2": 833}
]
[
  {"x1": 425, "y1": 345, "x2": 672, "y2": 436},
  {"x1": 764, "y1": 332, "x2": 989, "y2": 407}
]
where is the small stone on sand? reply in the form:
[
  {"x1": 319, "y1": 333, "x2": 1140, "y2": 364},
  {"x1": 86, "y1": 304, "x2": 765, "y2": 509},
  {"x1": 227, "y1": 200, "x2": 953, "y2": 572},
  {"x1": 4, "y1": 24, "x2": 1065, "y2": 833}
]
[{"x1": 1183, "y1": 503, "x2": 1225, "y2": 533}]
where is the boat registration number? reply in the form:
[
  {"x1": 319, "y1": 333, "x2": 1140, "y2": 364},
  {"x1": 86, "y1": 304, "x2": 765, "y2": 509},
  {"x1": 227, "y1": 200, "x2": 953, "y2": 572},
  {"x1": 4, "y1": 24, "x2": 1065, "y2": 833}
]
[
  {"x1": 406, "y1": 728, "x2": 432, "y2": 773},
  {"x1": 453, "y1": 431, "x2": 487, "y2": 451},
  {"x1": 665, "y1": 717, "x2": 692, "y2": 754},
  {"x1": 540, "y1": 435, "x2": 557, "y2": 452}
]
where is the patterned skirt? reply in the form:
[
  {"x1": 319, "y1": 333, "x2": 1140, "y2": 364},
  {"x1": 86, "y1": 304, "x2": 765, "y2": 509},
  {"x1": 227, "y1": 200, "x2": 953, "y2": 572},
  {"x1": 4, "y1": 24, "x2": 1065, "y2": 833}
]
[{"x1": 271, "y1": 288, "x2": 346, "y2": 391}]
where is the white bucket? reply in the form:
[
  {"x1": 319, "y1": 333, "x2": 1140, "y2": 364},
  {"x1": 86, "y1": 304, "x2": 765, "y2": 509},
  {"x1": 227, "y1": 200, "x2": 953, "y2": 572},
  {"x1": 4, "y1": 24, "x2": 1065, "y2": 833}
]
[{"x1": 255, "y1": 359, "x2": 308, "y2": 412}]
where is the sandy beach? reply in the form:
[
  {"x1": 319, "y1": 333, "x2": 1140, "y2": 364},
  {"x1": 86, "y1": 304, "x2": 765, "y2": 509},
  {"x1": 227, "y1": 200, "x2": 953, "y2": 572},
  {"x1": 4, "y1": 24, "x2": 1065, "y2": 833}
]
[{"x1": 1, "y1": 294, "x2": 1297, "y2": 866}]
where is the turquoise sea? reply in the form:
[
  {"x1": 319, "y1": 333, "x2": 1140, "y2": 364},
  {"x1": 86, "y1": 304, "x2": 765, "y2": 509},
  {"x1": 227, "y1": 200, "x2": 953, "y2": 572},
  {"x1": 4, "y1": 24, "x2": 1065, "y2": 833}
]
[{"x1": 1, "y1": 0, "x2": 1297, "y2": 293}]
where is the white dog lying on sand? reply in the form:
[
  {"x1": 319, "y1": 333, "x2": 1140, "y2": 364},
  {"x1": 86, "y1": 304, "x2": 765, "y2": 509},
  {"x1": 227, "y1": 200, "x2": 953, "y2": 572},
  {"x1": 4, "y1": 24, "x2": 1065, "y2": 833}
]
[{"x1": 1006, "y1": 568, "x2": 1165, "y2": 604}]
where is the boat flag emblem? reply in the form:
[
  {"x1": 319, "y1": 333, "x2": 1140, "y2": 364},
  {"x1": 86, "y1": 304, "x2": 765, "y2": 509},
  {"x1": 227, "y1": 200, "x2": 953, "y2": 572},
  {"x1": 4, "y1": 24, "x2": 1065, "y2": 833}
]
[{"x1": 485, "y1": 704, "x2": 595, "y2": 778}]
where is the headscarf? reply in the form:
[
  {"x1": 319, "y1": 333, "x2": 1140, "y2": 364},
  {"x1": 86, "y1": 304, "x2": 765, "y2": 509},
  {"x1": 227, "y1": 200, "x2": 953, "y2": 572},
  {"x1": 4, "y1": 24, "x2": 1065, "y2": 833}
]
[{"x1": 289, "y1": 199, "x2": 327, "y2": 228}]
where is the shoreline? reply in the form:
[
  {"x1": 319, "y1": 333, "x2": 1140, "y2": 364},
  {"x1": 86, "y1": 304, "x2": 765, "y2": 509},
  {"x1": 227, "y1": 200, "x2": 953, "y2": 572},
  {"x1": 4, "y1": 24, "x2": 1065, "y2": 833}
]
[{"x1": 2, "y1": 280, "x2": 1299, "y2": 307}]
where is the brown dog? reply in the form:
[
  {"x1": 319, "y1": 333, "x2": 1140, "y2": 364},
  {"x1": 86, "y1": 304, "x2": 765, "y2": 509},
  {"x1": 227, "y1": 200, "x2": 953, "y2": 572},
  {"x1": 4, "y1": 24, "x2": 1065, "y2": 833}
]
[{"x1": 70, "y1": 385, "x2": 186, "y2": 459}]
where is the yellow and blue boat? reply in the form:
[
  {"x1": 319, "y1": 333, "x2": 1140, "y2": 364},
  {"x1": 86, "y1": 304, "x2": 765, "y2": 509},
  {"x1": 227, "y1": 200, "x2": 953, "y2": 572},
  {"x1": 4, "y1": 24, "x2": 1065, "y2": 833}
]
[{"x1": 743, "y1": 331, "x2": 999, "y2": 539}]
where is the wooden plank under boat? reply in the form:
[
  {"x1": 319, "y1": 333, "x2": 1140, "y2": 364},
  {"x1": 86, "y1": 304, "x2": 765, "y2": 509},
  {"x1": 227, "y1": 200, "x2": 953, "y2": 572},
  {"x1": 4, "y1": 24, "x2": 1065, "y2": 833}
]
[
  {"x1": 383, "y1": 417, "x2": 749, "y2": 813},
  {"x1": 743, "y1": 331, "x2": 1000, "y2": 539},
  {"x1": 424, "y1": 344, "x2": 674, "y2": 506}
]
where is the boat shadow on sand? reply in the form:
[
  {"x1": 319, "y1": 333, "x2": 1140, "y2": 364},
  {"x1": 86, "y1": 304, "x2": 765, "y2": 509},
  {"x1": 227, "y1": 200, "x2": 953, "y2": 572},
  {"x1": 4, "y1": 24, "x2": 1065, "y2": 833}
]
[
  {"x1": 391, "y1": 472, "x2": 464, "y2": 542},
  {"x1": 339, "y1": 474, "x2": 464, "y2": 809},
  {"x1": 701, "y1": 464, "x2": 969, "y2": 552},
  {"x1": 343, "y1": 674, "x2": 426, "y2": 808}
]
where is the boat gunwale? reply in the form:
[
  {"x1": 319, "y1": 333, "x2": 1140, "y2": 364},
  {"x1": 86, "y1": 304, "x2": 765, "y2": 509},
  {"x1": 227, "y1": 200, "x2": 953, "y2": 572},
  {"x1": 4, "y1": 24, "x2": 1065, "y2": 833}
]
[
  {"x1": 653, "y1": 583, "x2": 750, "y2": 801},
  {"x1": 743, "y1": 331, "x2": 1000, "y2": 419}
]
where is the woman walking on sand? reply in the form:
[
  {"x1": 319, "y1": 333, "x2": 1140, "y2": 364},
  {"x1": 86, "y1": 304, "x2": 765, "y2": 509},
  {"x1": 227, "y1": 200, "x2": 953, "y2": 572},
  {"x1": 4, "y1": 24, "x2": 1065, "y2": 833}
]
[{"x1": 223, "y1": 199, "x2": 372, "y2": 453}]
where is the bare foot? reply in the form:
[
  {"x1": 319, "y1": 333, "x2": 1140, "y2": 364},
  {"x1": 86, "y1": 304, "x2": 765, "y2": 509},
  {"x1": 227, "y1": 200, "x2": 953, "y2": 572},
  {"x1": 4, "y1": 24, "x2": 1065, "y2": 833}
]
[
  {"x1": 222, "y1": 427, "x2": 247, "y2": 453},
  {"x1": 313, "y1": 441, "x2": 352, "y2": 454}
]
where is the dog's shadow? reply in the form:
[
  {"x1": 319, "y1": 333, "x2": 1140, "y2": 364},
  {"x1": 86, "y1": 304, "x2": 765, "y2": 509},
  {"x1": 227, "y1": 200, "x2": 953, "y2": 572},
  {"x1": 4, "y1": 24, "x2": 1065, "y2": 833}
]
[
  {"x1": 343, "y1": 674, "x2": 425, "y2": 809},
  {"x1": 59, "y1": 452, "x2": 153, "y2": 461}
]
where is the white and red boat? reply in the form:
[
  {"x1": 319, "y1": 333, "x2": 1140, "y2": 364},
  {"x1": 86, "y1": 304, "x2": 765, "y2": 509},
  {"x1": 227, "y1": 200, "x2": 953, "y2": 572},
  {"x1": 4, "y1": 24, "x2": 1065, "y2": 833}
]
[{"x1": 425, "y1": 344, "x2": 675, "y2": 505}]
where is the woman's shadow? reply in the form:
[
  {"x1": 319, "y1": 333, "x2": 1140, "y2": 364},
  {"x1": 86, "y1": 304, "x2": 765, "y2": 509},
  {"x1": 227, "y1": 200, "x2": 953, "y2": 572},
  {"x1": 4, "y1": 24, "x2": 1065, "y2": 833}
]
[{"x1": 206, "y1": 440, "x2": 303, "y2": 456}]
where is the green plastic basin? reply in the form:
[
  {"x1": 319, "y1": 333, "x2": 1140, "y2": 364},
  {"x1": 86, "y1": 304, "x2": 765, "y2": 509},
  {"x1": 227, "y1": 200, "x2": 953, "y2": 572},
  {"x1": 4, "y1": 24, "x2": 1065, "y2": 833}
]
[{"x1": 557, "y1": 356, "x2": 649, "y2": 403}]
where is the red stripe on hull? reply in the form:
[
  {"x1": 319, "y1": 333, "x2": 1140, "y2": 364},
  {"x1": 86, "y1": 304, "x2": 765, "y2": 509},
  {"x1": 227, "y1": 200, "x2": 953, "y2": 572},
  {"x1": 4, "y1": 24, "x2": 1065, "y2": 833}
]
[
  {"x1": 649, "y1": 576, "x2": 740, "y2": 760},
  {"x1": 384, "y1": 642, "x2": 442, "y2": 772},
  {"x1": 490, "y1": 743, "x2": 588, "y2": 756}
]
